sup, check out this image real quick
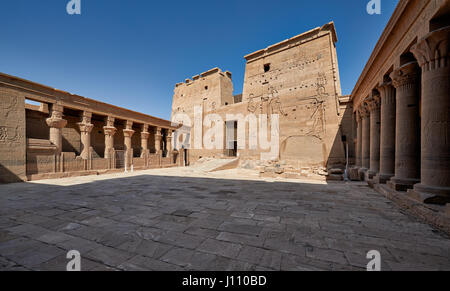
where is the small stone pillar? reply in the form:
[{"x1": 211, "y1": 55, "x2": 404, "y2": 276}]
[
  {"x1": 103, "y1": 116, "x2": 116, "y2": 168},
  {"x1": 368, "y1": 92, "x2": 381, "y2": 179},
  {"x1": 46, "y1": 103, "x2": 67, "y2": 155},
  {"x1": 388, "y1": 62, "x2": 421, "y2": 191},
  {"x1": 141, "y1": 124, "x2": 150, "y2": 161},
  {"x1": 77, "y1": 111, "x2": 94, "y2": 160},
  {"x1": 358, "y1": 103, "x2": 370, "y2": 180},
  {"x1": 410, "y1": 26, "x2": 450, "y2": 204},
  {"x1": 155, "y1": 127, "x2": 162, "y2": 155},
  {"x1": 376, "y1": 81, "x2": 396, "y2": 184},
  {"x1": 123, "y1": 121, "x2": 135, "y2": 170}
]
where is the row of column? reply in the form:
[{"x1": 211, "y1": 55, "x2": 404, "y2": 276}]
[
  {"x1": 354, "y1": 26, "x2": 450, "y2": 204},
  {"x1": 45, "y1": 106, "x2": 173, "y2": 168}
]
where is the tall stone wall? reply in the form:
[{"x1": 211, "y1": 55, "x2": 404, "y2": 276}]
[
  {"x1": 170, "y1": 22, "x2": 347, "y2": 168},
  {"x1": 242, "y1": 24, "x2": 344, "y2": 167},
  {"x1": 0, "y1": 86, "x2": 26, "y2": 183}
]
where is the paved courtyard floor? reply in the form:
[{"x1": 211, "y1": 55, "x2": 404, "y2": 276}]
[{"x1": 0, "y1": 167, "x2": 449, "y2": 271}]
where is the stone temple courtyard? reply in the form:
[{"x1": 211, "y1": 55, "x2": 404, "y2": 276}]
[{"x1": 0, "y1": 167, "x2": 449, "y2": 271}]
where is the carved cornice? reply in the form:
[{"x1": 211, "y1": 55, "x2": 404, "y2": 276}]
[
  {"x1": 411, "y1": 26, "x2": 450, "y2": 71},
  {"x1": 390, "y1": 62, "x2": 420, "y2": 89}
]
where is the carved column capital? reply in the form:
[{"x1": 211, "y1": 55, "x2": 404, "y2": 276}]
[
  {"x1": 78, "y1": 123, "x2": 94, "y2": 133},
  {"x1": 141, "y1": 124, "x2": 149, "y2": 133},
  {"x1": 105, "y1": 116, "x2": 115, "y2": 128},
  {"x1": 103, "y1": 126, "x2": 117, "y2": 136},
  {"x1": 123, "y1": 129, "x2": 135, "y2": 138},
  {"x1": 125, "y1": 120, "x2": 133, "y2": 131},
  {"x1": 123, "y1": 120, "x2": 134, "y2": 137},
  {"x1": 377, "y1": 81, "x2": 396, "y2": 106},
  {"x1": 46, "y1": 103, "x2": 67, "y2": 129},
  {"x1": 357, "y1": 102, "x2": 370, "y2": 119},
  {"x1": 141, "y1": 131, "x2": 150, "y2": 139},
  {"x1": 390, "y1": 62, "x2": 420, "y2": 89},
  {"x1": 155, "y1": 127, "x2": 162, "y2": 140},
  {"x1": 366, "y1": 93, "x2": 381, "y2": 112},
  {"x1": 411, "y1": 26, "x2": 450, "y2": 71},
  {"x1": 77, "y1": 111, "x2": 93, "y2": 133}
]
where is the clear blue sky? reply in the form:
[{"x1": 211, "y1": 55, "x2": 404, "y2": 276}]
[{"x1": 1, "y1": 0, "x2": 398, "y2": 120}]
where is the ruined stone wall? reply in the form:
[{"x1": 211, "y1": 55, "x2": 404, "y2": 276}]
[{"x1": 0, "y1": 86, "x2": 26, "y2": 183}]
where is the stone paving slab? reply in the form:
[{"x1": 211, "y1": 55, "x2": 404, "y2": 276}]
[{"x1": 0, "y1": 167, "x2": 449, "y2": 271}]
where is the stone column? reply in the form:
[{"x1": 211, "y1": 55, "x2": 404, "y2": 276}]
[
  {"x1": 77, "y1": 111, "x2": 94, "y2": 160},
  {"x1": 141, "y1": 124, "x2": 150, "y2": 158},
  {"x1": 358, "y1": 103, "x2": 370, "y2": 180},
  {"x1": 410, "y1": 26, "x2": 450, "y2": 204},
  {"x1": 388, "y1": 62, "x2": 421, "y2": 191},
  {"x1": 356, "y1": 112, "x2": 362, "y2": 168},
  {"x1": 46, "y1": 103, "x2": 67, "y2": 155},
  {"x1": 375, "y1": 81, "x2": 396, "y2": 184},
  {"x1": 103, "y1": 116, "x2": 116, "y2": 159},
  {"x1": 368, "y1": 92, "x2": 381, "y2": 179},
  {"x1": 167, "y1": 129, "x2": 173, "y2": 153},
  {"x1": 155, "y1": 127, "x2": 162, "y2": 155},
  {"x1": 123, "y1": 121, "x2": 135, "y2": 169}
]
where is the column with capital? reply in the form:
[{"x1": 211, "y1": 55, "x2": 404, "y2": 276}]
[
  {"x1": 358, "y1": 102, "x2": 370, "y2": 180},
  {"x1": 141, "y1": 124, "x2": 150, "y2": 167},
  {"x1": 167, "y1": 129, "x2": 173, "y2": 152},
  {"x1": 367, "y1": 92, "x2": 381, "y2": 180},
  {"x1": 351, "y1": 110, "x2": 363, "y2": 180},
  {"x1": 375, "y1": 81, "x2": 396, "y2": 184},
  {"x1": 388, "y1": 62, "x2": 421, "y2": 191},
  {"x1": 410, "y1": 26, "x2": 450, "y2": 204},
  {"x1": 46, "y1": 103, "x2": 67, "y2": 155},
  {"x1": 46, "y1": 103, "x2": 67, "y2": 172},
  {"x1": 155, "y1": 127, "x2": 162, "y2": 155},
  {"x1": 123, "y1": 121, "x2": 135, "y2": 170},
  {"x1": 103, "y1": 116, "x2": 116, "y2": 169},
  {"x1": 77, "y1": 111, "x2": 94, "y2": 160}
]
